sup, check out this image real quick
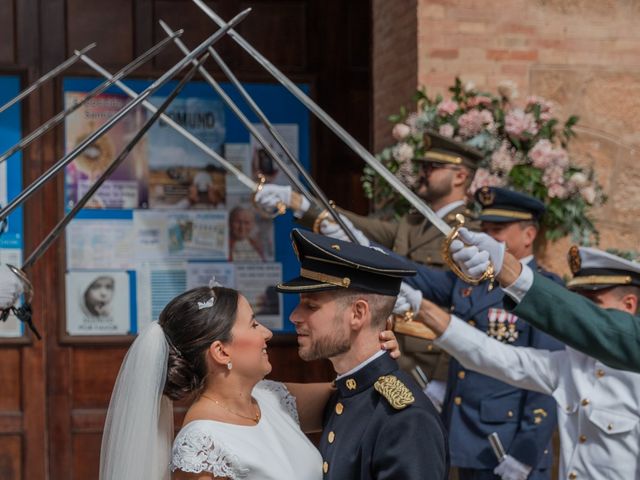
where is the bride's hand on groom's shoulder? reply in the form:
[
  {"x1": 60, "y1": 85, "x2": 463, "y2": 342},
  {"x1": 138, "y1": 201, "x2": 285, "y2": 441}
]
[{"x1": 380, "y1": 328, "x2": 401, "y2": 359}]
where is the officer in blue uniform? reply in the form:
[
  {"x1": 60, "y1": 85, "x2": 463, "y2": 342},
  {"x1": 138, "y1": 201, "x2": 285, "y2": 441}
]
[
  {"x1": 277, "y1": 229, "x2": 448, "y2": 480},
  {"x1": 398, "y1": 188, "x2": 565, "y2": 480}
]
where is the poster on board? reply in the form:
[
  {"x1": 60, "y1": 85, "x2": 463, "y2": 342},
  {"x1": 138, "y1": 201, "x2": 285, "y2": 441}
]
[
  {"x1": 147, "y1": 96, "x2": 226, "y2": 210},
  {"x1": 64, "y1": 92, "x2": 149, "y2": 209},
  {"x1": 235, "y1": 262, "x2": 283, "y2": 330},
  {"x1": 65, "y1": 271, "x2": 132, "y2": 335}
]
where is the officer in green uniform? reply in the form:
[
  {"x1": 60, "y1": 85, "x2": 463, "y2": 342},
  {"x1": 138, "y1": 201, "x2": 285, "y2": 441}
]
[
  {"x1": 277, "y1": 229, "x2": 447, "y2": 480},
  {"x1": 255, "y1": 131, "x2": 482, "y2": 408}
]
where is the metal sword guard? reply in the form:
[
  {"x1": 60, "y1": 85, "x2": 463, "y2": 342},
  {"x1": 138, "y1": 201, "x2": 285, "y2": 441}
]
[
  {"x1": 252, "y1": 174, "x2": 287, "y2": 219},
  {"x1": 2, "y1": 264, "x2": 40, "y2": 339},
  {"x1": 441, "y1": 214, "x2": 495, "y2": 286}
]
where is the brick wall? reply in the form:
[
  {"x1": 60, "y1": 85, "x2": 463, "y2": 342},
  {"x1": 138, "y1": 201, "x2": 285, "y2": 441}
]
[
  {"x1": 371, "y1": 0, "x2": 418, "y2": 152},
  {"x1": 372, "y1": 0, "x2": 640, "y2": 273}
]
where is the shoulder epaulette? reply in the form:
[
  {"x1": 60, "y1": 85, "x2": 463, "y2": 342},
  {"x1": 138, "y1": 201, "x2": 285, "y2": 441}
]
[{"x1": 374, "y1": 375, "x2": 415, "y2": 410}]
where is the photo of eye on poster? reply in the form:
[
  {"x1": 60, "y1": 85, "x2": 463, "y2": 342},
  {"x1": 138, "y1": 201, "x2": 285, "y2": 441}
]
[
  {"x1": 65, "y1": 271, "x2": 132, "y2": 335},
  {"x1": 147, "y1": 96, "x2": 226, "y2": 210},
  {"x1": 64, "y1": 92, "x2": 149, "y2": 209},
  {"x1": 134, "y1": 210, "x2": 228, "y2": 261},
  {"x1": 249, "y1": 124, "x2": 299, "y2": 186},
  {"x1": 226, "y1": 195, "x2": 275, "y2": 262},
  {"x1": 235, "y1": 263, "x2": 282, "y2": 330}
]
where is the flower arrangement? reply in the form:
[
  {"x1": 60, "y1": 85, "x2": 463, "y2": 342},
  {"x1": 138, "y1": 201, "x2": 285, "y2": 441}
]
[{"x1": 362, "y1": 77, "x2": 606, "y2": 244}]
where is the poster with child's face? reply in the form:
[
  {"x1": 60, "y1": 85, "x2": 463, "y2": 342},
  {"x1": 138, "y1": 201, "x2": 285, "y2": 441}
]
[{"x1": 65, "y1": 271, "x2": 131, "y2": 335}]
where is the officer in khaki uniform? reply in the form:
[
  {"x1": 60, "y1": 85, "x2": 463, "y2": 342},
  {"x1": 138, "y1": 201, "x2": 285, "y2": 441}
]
[
  {"x1": 255, "y1": 131, "x2": 482, "y2": 408},
  {"x1": 277, "y1": 229, "x2": 447, "y2": 479}
]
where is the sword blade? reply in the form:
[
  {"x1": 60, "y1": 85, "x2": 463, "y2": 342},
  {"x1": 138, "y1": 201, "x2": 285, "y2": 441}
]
[
  {"x1": 488, "y1": 432, "x2": 507, "y2": 462},
  {"x1": 23, "y1": 54, "x2": 209, "y2": 271},
  {"x1": 204, "y1": 45, "x2": 361, "y2": 244},
  {"x1": 79, "y1": 55, "x2": 256, "y2": 191},
  {"x1": 192, "y1": 0, "x2": 451, "y2": 236},
  {"x1": 0, "y1": 43, "x2": 97, "y2": 115},
  {"x1": 0, "y1": 31, "x2": 182, "y2": 165},
  {"x1": 0, "y1": 7, "x2": 250, "y2": 222}
]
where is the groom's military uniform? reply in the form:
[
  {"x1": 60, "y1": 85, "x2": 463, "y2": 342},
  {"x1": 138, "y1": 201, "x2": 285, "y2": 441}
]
[{"x1": 277, "y1": 229, "x2": 448, "y2": 480}]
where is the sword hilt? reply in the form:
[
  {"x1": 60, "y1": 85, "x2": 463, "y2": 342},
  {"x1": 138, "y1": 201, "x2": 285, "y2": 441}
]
[
  {"x1": 252, "y1": 174, "x2": 287, "y2": 219},
  {"x1": 441, "y1": 214, "x2": 495, "y2": 286}
]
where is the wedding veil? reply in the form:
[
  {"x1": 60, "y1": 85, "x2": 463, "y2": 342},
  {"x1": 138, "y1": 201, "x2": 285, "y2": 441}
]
[{"x1": 99, "y1": 322, "x2": 173, "y2": 480}]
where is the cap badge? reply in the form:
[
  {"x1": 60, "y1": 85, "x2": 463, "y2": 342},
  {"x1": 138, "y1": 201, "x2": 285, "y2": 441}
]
[
  {"x1": 568, "y1": 245, "x2": 581, "y2": 274},
  {"x1": 478, "y1": 187, "x2": 495, "y2": 206}
]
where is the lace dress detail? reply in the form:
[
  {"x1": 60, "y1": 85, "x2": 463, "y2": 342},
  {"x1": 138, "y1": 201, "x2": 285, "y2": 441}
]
[
  {"x1": 171, "y1": 424, "x2": 250, "y2": 479},
  {"x1": 257, "y1": 380, "x2": 300, "y2": 425}
]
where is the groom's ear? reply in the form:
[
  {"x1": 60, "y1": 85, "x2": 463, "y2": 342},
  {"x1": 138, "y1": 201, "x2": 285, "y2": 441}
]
[
  {"x1": 349, "y1": 298, "x2": 371, "y2": 331},
  {"x1": 208, "y1": 340, "x2": 231, "y2": 367}
]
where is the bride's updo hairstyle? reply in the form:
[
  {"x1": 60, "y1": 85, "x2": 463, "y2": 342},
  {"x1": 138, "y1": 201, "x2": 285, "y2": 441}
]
[{"x1": 159, "y1": 286, "x2": 239, "y2": 401}]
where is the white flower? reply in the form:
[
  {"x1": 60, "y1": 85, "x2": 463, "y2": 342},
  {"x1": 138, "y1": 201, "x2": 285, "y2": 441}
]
[
  {"x1": 581, "y1": 185, "x2": 597, "y2": 204},
  {"x1": 392, "y1": 123, "x2": 411, "y2": 141},
  {"x1": 392, "y1": 143, "x2": 414, "y2": 163},
  {"x1": 497, "y1": 80, "x2": 519, "y2": 102},
  {"x1": 569, "y1": 172, "x2": 589, "y2": 188},
  {"x1": 464, "y1": 81, "x2": 476, "y2": 93}
]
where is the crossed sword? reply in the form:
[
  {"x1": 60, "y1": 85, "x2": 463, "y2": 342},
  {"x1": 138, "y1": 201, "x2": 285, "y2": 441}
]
[{"x1": 0, "y1": 2, "x2": 493, "y2": 339}]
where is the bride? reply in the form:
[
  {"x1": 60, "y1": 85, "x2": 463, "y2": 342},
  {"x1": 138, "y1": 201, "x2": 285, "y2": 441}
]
[{"x1": 99, "y1": 283, "x2": 401, "y2": 480}]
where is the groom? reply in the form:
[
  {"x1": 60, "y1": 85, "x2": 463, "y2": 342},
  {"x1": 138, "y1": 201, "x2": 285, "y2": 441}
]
[{"x1": 277, "y1": 229, "x2": 447, "y2": 479}]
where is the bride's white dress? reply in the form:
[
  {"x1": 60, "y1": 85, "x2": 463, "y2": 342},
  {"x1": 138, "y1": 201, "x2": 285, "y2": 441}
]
[{"x1": 171, "y1": 380, "x2": 323, "y2": 479}]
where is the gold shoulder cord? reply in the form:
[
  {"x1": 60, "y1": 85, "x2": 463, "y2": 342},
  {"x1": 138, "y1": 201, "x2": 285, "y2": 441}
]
[{"x1": 374, "y1": 375, "x2": 415, "y2": 410}]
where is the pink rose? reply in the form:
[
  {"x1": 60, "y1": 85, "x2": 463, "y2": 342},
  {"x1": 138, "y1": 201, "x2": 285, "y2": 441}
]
[
  {"x1": 458, "y1": 109, "x2": 494, "y2": 138},
  {"x1": 548, "y1": 183, "x2": 568, "y2": 199},
  {"x1": 437, "y1": 99, "x2": 459, "y2": 116},
  {"x1": 490, "y1": 142, "x2": 516, "y2": 174},
  {"x1": 467, "y1": 95, "x2": 492, "y2": 108},
  {"x1": 439, "y1": 124, "x2": 455, "y2": 138},
  {"x1": 505, "y1": 109, "x2": 539, "y2": 139},
  {"x1": 392, "y1": 123, "x2": 411, "y2": 141},
  {"x1": 542, "y1": 165, "x2": 565, "y2": 188},
  {"x1": 528, "y1": 139, "x2": 554, "y2": 169},
  {"x1": 468, "y1": 168, "x2": 505, "y2": 195}
]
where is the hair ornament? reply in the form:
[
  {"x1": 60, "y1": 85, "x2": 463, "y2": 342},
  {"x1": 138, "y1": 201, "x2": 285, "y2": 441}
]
[
  {"x1": 209, "y1": 276, "x2": 223, "y2": 289},
  {"x1": 197, "y1": 297, "x2": 215, "y2": 310}
]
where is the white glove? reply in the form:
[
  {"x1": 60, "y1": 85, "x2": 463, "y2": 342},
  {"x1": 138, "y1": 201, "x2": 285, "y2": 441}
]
[
  {"x1": 393, "y1": 281, "x2": 422, "y2": 315},
  {"x1": 449, "y1": 227, "x2": 505, "y2": 278},
  {"x1": 320, "y1": 214, "x2": 370, "y2": 246},
  {"x1": 493, "y1": 455, "x2": 532, "y2": 480},
  {"x1": 253, "y1": 184, "x2": 310, "y2": 217},
  {"x1": 0, "y1": 265, "x2": 24, "y2": 310}
]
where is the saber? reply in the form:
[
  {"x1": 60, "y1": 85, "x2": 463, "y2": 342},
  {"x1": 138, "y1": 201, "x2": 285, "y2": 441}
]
[
  {"x1": 488, "y1": 432, "x2": 507, "y2": 462},
  {"x1": 0, "y1": 7, "x2": 251, "y2": 222},
  {"x1": 0, "y1": 31, "x2": 183, "y2": 165},
  {"x1": 0, "y1": 43, "x2": 97, "y2": 115},
  {"x1": 193, "y1": 0, "x2": 493, "y2": 284},
  {"x1": 79, "y1": 54, "x2": 255, "y2": 191},
  {"x1": 22, "y1": 54, "x2": 209, "y2": 272},
  {"x1": 159, "y1": 20, "x2": 310, "y2": 217},
  {"x1": 203, "y1": 45, "x2": 359, "y2": 243}
]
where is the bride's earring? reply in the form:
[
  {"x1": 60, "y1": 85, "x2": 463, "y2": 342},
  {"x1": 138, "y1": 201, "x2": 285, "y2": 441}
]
[{"x1": 227, "y1": 361, "x2": 233, "y2": 370}]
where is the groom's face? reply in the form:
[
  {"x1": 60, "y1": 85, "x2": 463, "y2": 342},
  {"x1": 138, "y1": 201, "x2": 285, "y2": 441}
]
[{"x1": 290, "y1": 291, "x2": 351, "y2": 361}]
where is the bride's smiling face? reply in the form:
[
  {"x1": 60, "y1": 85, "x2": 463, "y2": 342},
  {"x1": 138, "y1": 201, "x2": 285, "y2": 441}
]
[{"x1": 226, "y1": 295, "x2": 273, "y2": 377}]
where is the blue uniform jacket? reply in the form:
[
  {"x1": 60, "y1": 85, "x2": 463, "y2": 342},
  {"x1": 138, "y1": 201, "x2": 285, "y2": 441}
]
[
  {"x1": 405, "y1": 259, "x2": 564, "y2": 471},
  {"x1": 320, "y1": 352, "x2": 448, "y2": 479}
]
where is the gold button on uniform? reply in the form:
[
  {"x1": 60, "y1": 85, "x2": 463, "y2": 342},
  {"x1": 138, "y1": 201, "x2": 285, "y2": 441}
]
[
  {"x1": 579, "y1": 435, "x2": 587, "y2": 443},
  {"x1": 507, "y1": 410, "x2": 514, "y2": 418},
  {"x1": 346, "y1": 378, "x2": 357, "y2": 390},
  {"x1": 328, "y1": 431, "x2": 335, "y2": 444},
  {"x1": 468, "y1": 320, "x2": 477, "y2": 327},
  {"x1": 454, "y1": 396, "x2": 462, "y2": 406},
  {"x1": 581, "y1": 398, "x2": 590, "y2": 406},
  {"x1": 323, "y1": 461, "x2": 329, "y2": 474},
  {"x1": 457, "y1": 371, "x2": 466, "y2": 380},
  {"x1": 335, "y1": 402, "x2": 344, "y2": 415},
  {"x1": 569, "y1": 472, "x2": 577, "y2": 479},
  {"x1": 596, "y1": 369, "x2": 605, "y2": 378},
  {"x1": 426, "y1": 344, "x2": 434, "y2": 352}
]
